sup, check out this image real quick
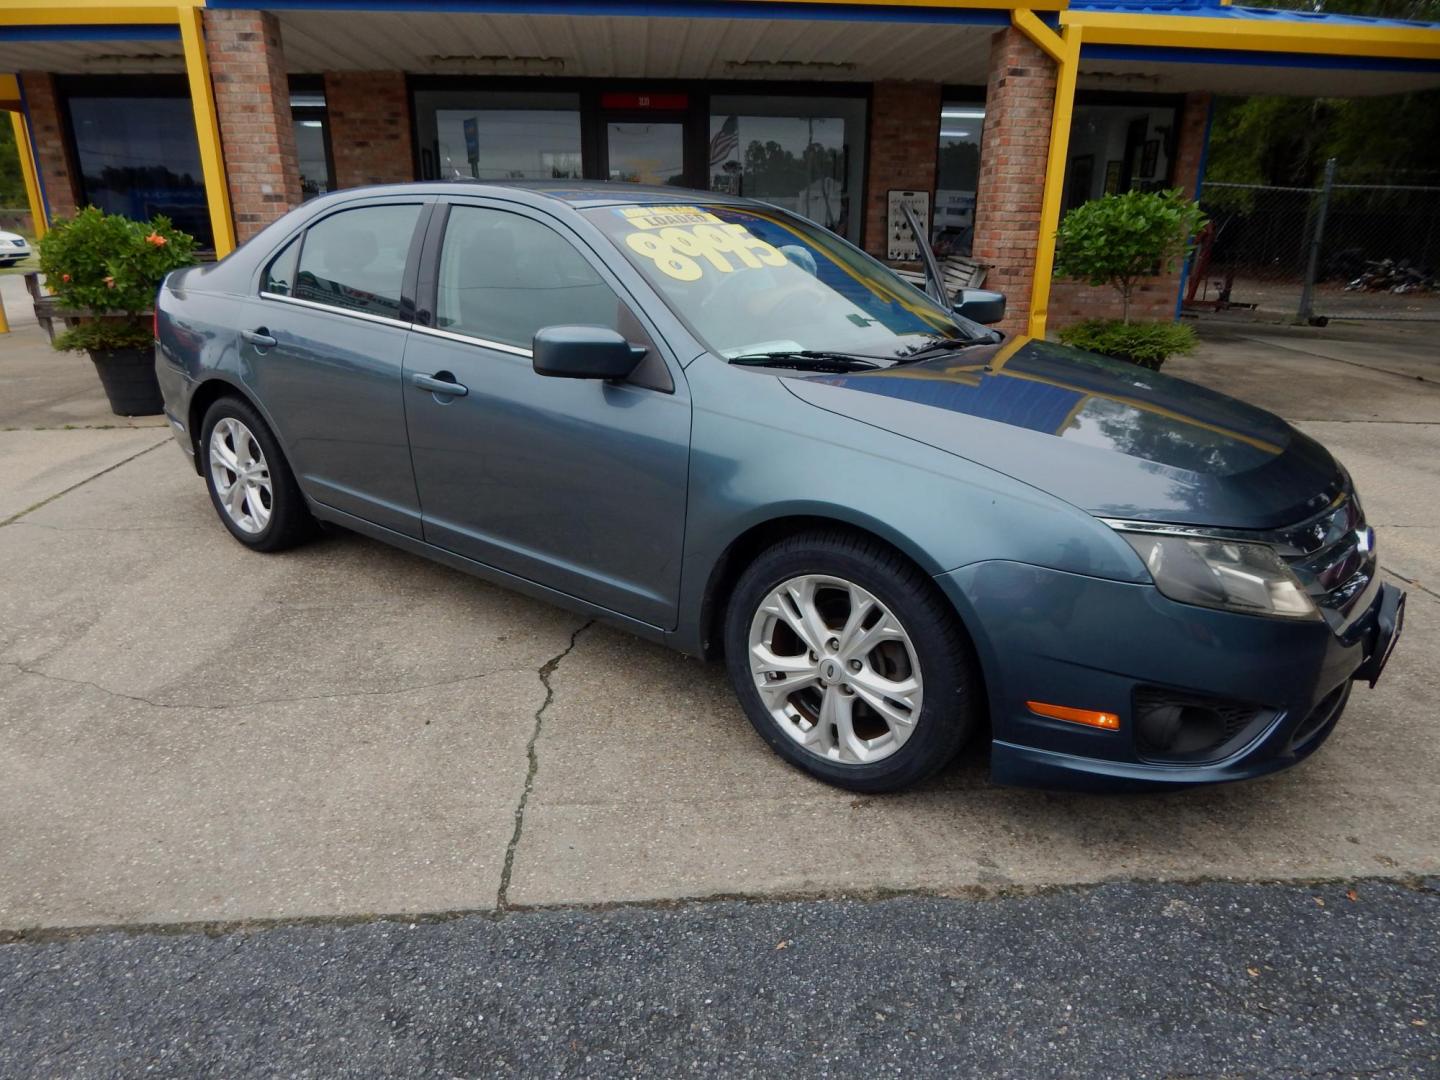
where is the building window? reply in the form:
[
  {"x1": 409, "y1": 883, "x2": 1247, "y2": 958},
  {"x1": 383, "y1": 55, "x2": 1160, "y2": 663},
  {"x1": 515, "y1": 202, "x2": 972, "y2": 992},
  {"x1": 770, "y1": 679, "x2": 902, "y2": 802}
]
[
  {"x1": 1062, "y1": 98, "x2": 1181, "y2": 213},
  {"x1": 413, "y1": 91, "x2": 583, "y2": 181},
  {"x1": 290, "y1": 82, "x2": 334, "y2": 200},
  {"x1": 935, "y1": 102, "x2": 984, "y2": 256},
  {"x1": 706, "y1": 95, "x2": 865, "y2": 244},
  {"x1": 61, "y1": 76, "x2": 211, "y2": 248}
]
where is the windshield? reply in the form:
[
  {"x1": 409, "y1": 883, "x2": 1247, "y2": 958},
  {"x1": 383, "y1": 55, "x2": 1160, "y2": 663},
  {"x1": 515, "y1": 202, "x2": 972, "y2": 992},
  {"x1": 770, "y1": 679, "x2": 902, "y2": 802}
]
[{"x1": 581, "y1": 203, "x2": 979, "y2": 361}]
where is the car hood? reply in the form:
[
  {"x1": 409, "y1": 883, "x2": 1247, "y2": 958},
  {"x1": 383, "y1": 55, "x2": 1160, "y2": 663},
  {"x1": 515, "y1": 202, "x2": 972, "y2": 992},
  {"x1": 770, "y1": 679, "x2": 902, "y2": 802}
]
[{"x1": 781, "y1": 335, "x2": 1344, "y2": 530}]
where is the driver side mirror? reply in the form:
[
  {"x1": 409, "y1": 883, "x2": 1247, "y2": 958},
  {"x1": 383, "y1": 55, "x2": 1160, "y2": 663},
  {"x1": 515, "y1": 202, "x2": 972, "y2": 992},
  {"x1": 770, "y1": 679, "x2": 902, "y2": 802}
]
[
  {"x1": 532, "y1": 325, "x2": 647, "y2": 381},
  {"x1": 952, "y1": 288, "x2": 1006, "y2": 326}
]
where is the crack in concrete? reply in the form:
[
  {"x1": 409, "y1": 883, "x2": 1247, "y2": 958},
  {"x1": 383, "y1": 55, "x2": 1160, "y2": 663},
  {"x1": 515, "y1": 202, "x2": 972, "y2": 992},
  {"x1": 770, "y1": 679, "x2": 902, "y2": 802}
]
[
  {"x1": 496, "y1": 620, "x2": 594, "y2": 912},
  {"x1": 0, "y1": 660, "x2": 532, "y2": 713},
  {"x1": 0, "y1": 438, "x2": 170, "y2": 527},
  {"x1": 1235, "y1": 333, "x2": 1440, "y2": 387},
  {"x1": 1384, "y1": 568, "x2": 1439, "y2": 603}
]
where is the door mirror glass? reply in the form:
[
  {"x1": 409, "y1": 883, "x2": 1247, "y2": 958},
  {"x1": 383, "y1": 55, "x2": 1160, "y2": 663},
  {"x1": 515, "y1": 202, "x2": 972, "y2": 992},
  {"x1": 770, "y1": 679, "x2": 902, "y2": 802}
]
[
  {"x1": 533, "y1": 326, "x2": 646, "y2": 380},
  {"x1": 952, "y1": 288, "x2": 1006, "y2": 326}
]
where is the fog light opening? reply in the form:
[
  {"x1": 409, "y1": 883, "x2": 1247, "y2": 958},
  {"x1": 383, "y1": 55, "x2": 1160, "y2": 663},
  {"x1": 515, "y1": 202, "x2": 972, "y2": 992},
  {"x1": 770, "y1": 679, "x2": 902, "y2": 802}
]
[{"x1": 1137, "y1": 703, "x2": 1226, "y2": 756}]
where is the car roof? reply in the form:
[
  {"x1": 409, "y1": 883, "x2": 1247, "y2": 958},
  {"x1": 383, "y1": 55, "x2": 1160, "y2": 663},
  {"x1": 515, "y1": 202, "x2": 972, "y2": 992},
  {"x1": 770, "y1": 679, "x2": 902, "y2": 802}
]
[{"x1": 308, "y1": 179, "x2": 756, "y2": 212}]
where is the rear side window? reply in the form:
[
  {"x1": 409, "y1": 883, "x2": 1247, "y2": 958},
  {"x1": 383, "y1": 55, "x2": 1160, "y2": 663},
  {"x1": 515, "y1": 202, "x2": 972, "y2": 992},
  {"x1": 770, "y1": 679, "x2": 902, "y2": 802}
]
[
  {"x1": 436, "y1": 205, "x2": 622, "y2": 349},
  {"x1": 292, "y1": 204, "x2": 422, "y2": 319},
  {"x1": 262, "y1": 238, "x2": 299, "y2": 296}
]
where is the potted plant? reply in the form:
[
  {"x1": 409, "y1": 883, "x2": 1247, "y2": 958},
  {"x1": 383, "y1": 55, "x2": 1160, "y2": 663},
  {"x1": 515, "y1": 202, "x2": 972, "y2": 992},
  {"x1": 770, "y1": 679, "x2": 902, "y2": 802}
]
[
  {"x1": 37, "y1": 207, "x2": 196, "y2": 416},
  {"x1": 1053, "y1": 189, "x2": 1205, "y2": 371}
]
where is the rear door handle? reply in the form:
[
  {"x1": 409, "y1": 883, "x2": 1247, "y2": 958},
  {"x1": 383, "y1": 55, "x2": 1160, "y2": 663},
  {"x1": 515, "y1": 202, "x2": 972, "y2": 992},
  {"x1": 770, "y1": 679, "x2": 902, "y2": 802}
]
[
  {"x1": 412, "y1": 372, "x2": 468, "y2": 397},
  {"x1": 242, "y1": 328, "x2": 277, "y2": 348}
]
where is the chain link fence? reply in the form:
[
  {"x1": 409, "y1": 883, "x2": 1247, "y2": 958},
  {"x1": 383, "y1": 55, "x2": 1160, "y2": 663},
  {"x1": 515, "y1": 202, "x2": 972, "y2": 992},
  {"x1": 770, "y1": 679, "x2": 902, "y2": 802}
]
[{"x1": 1191, "y1": 163, "x2": 1440, "y2": 323}]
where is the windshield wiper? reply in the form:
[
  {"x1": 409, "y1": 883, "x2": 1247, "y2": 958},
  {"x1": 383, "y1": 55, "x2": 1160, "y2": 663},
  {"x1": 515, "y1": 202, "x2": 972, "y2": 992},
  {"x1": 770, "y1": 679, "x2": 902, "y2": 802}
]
[
  {"x1": 893, "y1": 334, "x2": 997, "y2": 364},
  {"x1": 729, "y1": 350, "x2": 883, "y2": 372}
]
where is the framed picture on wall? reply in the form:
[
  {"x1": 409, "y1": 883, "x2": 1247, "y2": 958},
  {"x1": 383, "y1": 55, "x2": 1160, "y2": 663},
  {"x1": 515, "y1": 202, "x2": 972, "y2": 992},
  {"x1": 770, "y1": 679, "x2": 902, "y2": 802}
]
[
  {"x1": 1103, "y1": 159, "x2": 1122, "y2": 195},
  {"x1": 1141, "y1": 139, "x2": 1160, "y2": 178}
]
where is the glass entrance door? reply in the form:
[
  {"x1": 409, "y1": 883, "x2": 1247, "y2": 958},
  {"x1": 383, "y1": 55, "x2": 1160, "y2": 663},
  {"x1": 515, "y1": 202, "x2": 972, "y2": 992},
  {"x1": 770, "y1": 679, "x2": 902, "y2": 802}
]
[{"x1": 604, "y1": 118, "x2": 687, "y2": 187}]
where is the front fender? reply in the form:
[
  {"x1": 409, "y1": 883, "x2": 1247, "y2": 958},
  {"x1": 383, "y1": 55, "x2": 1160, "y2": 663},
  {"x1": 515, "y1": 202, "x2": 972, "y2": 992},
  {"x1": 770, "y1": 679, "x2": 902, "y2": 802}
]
[{"x1": 670, "y1": 361, "x2": 1147, "y2": 654}]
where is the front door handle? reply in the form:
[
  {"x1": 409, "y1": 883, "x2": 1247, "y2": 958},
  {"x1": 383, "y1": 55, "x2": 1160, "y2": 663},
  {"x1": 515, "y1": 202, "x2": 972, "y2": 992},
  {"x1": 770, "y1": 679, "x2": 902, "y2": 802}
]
[
  {"x1": 413, "y1": 372, "x2": 468, "y2": 397},
  {"x1": 242, "y1": 327, "x2": 277, "y2": 348}
]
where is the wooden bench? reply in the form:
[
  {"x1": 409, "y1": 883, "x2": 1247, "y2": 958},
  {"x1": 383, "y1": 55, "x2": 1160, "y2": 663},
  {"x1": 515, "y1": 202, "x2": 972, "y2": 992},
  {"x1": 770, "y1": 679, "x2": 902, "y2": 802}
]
[
  {"x1": 892, "y1": 254, "x2": 988, "y2": 299},
  {"x1": 27, "y1": 270, "x2": 150, "y2": 344}
]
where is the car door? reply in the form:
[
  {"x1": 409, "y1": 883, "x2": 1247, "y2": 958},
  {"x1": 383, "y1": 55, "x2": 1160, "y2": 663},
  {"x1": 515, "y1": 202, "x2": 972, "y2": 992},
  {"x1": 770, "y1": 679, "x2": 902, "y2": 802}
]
[
  {"x1": 241, "y1": 199, "x2": 428, "y2": 538},
  {"x1": 401, "y1": 200, "x2": 691, "y2": 628}
]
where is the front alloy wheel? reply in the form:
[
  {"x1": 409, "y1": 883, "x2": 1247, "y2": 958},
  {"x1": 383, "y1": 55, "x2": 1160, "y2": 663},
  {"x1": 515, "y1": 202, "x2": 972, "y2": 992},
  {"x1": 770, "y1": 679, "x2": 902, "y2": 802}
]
[
  {"x1": 749, "y1": 574, "x2": 923, "y2": 765},
  {"x1": 725, "y1": 530, "x2": 979, "y2": 792}
]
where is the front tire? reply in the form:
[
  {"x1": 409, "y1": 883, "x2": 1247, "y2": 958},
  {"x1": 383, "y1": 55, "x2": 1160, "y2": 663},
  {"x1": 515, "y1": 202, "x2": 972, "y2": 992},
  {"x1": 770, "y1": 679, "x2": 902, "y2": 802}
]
[
  {"x1": 200, "y1": 396, "x2": 313, "y2": 552},
  {"x1": 724, "y1": 530, "x2": 980, "y2": 793}
]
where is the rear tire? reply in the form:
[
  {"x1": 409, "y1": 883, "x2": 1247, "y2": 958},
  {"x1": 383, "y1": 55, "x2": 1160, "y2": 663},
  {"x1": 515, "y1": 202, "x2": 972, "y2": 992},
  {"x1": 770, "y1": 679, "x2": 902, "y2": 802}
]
[
  {"x1": 724, "y1": 530, "x2": 980, "y2": 793},
  {"x1": 200, "y1": 396, "x2": 313, "y2": 552}
]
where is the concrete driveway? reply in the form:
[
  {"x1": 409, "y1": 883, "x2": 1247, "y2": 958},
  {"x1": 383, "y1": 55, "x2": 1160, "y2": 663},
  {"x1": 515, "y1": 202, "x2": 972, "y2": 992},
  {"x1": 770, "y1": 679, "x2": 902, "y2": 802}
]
[{"x1": 1, "y1": 319, "x2": 1437, "y2": 932}]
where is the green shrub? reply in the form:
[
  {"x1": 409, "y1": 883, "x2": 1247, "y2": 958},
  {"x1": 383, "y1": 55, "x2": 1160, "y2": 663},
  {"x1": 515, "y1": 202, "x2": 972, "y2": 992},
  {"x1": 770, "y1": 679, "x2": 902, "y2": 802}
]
[
  {"x1": 1057, "y1": 318, "x2": 1198, "y2": 371},
  {"x1": 1054, "y1": 189, "x2": 1205, "y2": 323},
  {"x1": 38, "y1": 207, "x2": 196, "y2": 352}
]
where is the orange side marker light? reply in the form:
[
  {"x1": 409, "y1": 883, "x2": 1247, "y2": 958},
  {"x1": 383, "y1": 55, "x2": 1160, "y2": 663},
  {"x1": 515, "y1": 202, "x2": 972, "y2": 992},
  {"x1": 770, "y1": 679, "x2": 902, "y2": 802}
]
[{"x1": 1027, "y1": 701, "x2": 1121, "y2": 731}]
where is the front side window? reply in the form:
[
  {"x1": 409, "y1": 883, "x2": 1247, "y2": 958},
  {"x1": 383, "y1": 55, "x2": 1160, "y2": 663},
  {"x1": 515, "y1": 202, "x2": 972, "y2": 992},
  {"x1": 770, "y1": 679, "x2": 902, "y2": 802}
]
[
  {"x1": 437, "y1": 205, "x2": 624, "y2": 348},
  {"x1": 292, "y1": 204, "x2": 421, "y2": 319},
  {"x1": 584, "y1": 203, "x2": 975, "y2": 361}
]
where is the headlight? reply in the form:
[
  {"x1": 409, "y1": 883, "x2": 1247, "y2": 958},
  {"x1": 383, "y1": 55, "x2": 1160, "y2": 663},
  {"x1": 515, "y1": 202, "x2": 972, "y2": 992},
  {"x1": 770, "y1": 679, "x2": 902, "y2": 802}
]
[{"x1": 1119, "y1": 532, "x2": 1319, "y2": 620}]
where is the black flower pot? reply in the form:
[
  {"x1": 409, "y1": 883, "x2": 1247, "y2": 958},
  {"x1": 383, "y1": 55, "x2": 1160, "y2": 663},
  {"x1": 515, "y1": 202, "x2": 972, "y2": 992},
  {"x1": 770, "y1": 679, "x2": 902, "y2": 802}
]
[{"x1": 88, "y1": 347, "x2": 163, "y2": 417}]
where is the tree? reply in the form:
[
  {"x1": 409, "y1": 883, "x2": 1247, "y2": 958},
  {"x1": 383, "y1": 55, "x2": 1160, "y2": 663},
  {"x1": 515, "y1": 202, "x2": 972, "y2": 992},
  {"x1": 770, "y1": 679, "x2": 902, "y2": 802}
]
[
  {"x1": 1205, "y1": 0, "x2": 1440, "y2": 188},
  {"x1": 0, "y1": 120, "x2": 27, "y2": 209},
  {"x1": 1054, "y1": 189, "x2": 1205, "y2": 322}
]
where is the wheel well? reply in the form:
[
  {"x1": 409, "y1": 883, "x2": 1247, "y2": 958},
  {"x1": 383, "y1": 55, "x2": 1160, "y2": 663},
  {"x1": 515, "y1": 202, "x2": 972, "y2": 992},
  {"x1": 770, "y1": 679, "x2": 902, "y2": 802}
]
[
  {"x1": 699, "y1": 516, "x2": 937, "y2": 662},
  {"x1": 186, "y1": 380, "x2": 249, "y2": 473}
]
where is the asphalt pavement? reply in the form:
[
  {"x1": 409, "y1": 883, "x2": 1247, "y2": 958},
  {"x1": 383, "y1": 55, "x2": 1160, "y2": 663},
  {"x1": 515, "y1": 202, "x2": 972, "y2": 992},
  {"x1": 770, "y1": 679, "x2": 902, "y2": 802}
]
[{"x1": 2, "y1": 880, "x2": 1437, "y2": 1078}]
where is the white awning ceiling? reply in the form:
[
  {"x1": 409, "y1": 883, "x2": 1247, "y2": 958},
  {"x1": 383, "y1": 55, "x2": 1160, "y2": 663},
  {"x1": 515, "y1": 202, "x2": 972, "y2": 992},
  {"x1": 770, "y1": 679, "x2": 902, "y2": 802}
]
[{"x1": 1, "y1": 10, "x2": 1434, "y2": 96}]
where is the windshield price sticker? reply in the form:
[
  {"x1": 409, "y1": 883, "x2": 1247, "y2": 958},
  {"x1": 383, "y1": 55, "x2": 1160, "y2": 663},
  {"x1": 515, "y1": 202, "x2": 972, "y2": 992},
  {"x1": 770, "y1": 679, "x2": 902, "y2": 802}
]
[
  {"x1": 620, "y1": 206, "x2": 723, "y2": 230},
  {"x1": 622, "y1": 211, "x2": 789, "y2": 282}
]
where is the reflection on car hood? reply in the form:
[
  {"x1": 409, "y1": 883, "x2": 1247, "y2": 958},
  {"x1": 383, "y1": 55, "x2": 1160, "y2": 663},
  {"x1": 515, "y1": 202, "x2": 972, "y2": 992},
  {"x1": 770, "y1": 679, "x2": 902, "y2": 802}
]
[{"x1": 782, "y1": 335, "x2": 1344, "y2": 530}]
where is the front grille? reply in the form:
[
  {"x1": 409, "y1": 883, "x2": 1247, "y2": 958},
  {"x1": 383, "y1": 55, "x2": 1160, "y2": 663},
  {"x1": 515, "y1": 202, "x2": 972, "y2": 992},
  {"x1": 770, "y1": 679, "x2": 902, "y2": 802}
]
[{"x1": 1276, "y1": 491, "x2": 1377, "y2": 629}]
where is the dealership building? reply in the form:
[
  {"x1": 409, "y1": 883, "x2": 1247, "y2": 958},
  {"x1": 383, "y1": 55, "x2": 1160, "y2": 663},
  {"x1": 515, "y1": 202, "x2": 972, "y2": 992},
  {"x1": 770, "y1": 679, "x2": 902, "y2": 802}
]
[{"x1": 3, "y1": 0, "x2": 1440, "y2": 335}]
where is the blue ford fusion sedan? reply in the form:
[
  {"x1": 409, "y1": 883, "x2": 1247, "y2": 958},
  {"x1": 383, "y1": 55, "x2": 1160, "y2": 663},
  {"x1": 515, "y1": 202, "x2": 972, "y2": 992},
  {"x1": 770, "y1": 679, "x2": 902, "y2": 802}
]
[{"x1": 155, "y1": 181, "x2": 1404, "y2": 793}]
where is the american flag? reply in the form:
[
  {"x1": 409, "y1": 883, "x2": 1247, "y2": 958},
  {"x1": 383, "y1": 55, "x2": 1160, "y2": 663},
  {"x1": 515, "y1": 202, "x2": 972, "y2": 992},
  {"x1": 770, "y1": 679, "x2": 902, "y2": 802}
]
[{"x1": 709, "y1": 115, "x2": 739, "y2": 171}]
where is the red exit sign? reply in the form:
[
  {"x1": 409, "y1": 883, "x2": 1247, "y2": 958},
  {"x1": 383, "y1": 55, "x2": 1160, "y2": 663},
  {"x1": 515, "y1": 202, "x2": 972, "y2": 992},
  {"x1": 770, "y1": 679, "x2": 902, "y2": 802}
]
[{"x1": 601, "y1": 92, "x2": 688, "y2": 111}]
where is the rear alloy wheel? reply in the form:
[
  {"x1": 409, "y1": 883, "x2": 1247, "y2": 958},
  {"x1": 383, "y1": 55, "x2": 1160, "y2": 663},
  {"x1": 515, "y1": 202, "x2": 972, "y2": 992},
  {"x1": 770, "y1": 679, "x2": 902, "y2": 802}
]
[
  {"x1": 200, "y1": 396, "x2": 313, "y2": 552},
  {"x1": 725, "y1": 531, "x2": 979, "y2": 792}
]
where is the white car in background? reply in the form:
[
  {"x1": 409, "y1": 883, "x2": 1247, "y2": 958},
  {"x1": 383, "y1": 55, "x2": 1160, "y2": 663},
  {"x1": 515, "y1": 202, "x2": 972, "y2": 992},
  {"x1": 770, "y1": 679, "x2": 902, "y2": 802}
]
[{"x1": 0, "y1": 230, "x2": 33, "y2": 267}]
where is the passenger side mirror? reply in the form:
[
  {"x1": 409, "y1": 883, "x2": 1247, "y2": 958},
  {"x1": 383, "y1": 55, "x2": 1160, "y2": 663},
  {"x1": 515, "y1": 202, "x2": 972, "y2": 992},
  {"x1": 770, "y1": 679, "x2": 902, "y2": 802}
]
[
  {"x1": 532, "y1": 325, "x2": 647, "y2": 381},
  {"x1": 952, "y1": 288, "x2": 1006, "y2": 326}
]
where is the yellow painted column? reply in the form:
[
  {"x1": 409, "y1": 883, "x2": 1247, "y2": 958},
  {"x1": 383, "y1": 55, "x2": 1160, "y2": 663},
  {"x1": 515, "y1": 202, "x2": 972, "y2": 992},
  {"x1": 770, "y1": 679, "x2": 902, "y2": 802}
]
[
  {"x1": 177, "y1": 2, "x2": 236, "y2": 257},
  {"x1": 10, "y1": 109, "x2": 46, "y2": 242},
  {"x1": 1027, "y1": 24, "x2": 1081, "y2": 340}
]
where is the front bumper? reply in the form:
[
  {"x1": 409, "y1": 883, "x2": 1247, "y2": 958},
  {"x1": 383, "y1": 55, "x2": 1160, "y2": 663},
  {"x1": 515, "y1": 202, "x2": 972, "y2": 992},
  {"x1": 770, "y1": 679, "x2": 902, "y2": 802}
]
[{"x1": 937, "y1": 561, "x2": 1404, "y2": 792}]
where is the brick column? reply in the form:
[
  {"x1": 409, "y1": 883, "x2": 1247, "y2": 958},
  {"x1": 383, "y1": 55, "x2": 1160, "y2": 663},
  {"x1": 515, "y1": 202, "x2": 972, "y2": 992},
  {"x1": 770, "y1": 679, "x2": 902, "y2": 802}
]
[
  {"x1": 971, "y1": 28, "x2": 1056, "y2": 336},
  {"x1": 204, "y1": 9, "x2": 302, "y2": 243},
  {"x1": 1172, "y1": 91, "x2": 1212, "y2": 200},
  {"x1": 862, "y1": 81, "x2": 942, "y2": 260},
  {"x1": 324, "y1": 72, "x2": 413, "y2": 188},
  {"x1": 19, "y1": 73, "x2": 80, "y2": 220}
]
